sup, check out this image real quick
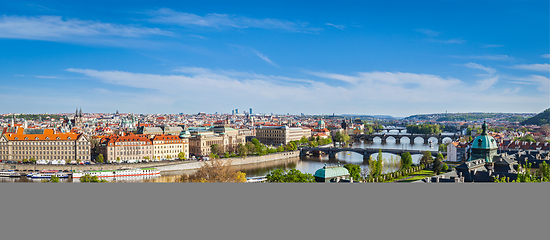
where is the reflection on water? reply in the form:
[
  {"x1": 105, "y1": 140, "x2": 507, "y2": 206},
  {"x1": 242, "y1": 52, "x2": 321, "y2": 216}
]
[
  {"x1": 240, "y1": 137, "x2": 442, "y2": 178},
  {"x1": 1, "y1": 174, "x2": 163, "y2": 183}
]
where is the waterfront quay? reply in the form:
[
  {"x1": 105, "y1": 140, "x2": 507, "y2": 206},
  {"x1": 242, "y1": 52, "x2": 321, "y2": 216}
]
[{"x1": 0, "y1": 151, "x2": 300, "y2": 173}]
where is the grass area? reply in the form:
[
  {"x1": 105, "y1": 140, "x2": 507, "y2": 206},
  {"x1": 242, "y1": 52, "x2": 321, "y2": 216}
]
[{"x1": 395, "y1": 170, "x2": 436, "y2": 183}]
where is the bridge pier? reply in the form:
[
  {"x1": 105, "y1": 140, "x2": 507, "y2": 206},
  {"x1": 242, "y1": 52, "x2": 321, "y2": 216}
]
[
  {"x1": 381, "y1": 138, "x2": 387, "y2": 144},
  {"x1": 328, "y1": 150, "x2": 337, "y2": 159},
  {"x1": 363, "y1": 153, "x2": 372, "y2": 161},
  {"x1": 424, "y1": 138, "x2": 429, "y2": 144},
  {"x1": 395, "y1": 138, "x2": 401, "y2": 144}
]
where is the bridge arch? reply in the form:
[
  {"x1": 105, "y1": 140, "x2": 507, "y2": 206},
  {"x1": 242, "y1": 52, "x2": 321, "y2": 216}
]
[{"x1": 441, "y1": 137, "x2": 453, "y2": 144}]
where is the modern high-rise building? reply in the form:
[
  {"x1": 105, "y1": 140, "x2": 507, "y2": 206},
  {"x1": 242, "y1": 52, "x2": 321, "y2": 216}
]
[
  {"x1": 235, "y1": 109, "x2": 239, "y2": 114},
  {"x1": 231, "y1": 110, "x2": 235, "y2": 115},
  {"x1": 249, "y1": 108, "x2": 253, "y2": 115}
]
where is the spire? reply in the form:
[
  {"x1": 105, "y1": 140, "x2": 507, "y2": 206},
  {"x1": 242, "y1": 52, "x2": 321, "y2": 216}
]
[{"x1": 79, "y1": 108, "x2": 82, "y2": 117}]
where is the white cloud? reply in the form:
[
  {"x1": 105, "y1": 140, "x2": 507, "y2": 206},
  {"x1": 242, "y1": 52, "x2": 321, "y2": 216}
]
[
  {"x1": 463, "y1": 62, "x2": 496, "y2": 74},
  {"x1": 62, "y1": 67, "x2": 546, "y2": 115},
  {"x1": 450, "y1": 55, "x2": 514, "y2": 61},
  {"x1": 542, "y1": 54, "x2": 550, "y2": 58},
  {"x1": 0, "y1": 15, "x2": 170, "y2": 41},
  {"x1": 428, "y1": 38, "x2": 465, "y2": 44},
  {"x1": 148, "y1": 8, "x2": 320, "y2": 33},
  {"x1": 415, "y1": 29, "x2": 440, "y2": 37},
  {"x1": 508, "y1": 75, "x2": 550, "y2": 93},
  {"x1": 482, "y1": 44, "x2": 504, "y2": 48},
  {"x1": 252, "y1": 49, "x2": 279, "y2": 67},
  {"x1": 326, "y1": 23, "x2": 345, "y2": 30},
  {"x1": 509, "y1": 63, "x2": 550, "y2": 72},
  {"x1": 475, "y1": 76, "x2": 499, "y2": 91}
]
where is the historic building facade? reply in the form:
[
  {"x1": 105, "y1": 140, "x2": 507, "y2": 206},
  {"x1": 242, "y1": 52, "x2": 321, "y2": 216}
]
[
  {"x1": 0, "y1": 128, "x2": 90, "y2": 162},
  {"x1": 152, "y1": 134, "x2": 189, "y2": 160},
  {"x1": 255, "y1": 126, "x2": 310, "y2": 146},
  {"x1": 99, "y1": 133, "x2": 153, "y2": 163}
]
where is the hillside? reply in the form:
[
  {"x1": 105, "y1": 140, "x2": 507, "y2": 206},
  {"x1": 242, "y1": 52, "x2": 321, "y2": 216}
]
[{"x1": 521, "y1": 109, "x2": 550, "y2": 125}]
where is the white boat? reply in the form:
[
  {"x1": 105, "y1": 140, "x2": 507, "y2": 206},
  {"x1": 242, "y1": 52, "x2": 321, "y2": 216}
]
[
  {"x1": 28, "y1": 170, "x2": 69, "y2": 178},
  {"x1": 72, "y1": 167, "x2": 160, "y2": 179},
  {"x1": 0, "y1": 169, "x2": 21, "y2": 177}
]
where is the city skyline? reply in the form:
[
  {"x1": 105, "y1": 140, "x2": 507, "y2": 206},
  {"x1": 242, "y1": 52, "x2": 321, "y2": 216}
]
[{"x1": 0, "y1": 1, "x2": 549, "y2": 117}]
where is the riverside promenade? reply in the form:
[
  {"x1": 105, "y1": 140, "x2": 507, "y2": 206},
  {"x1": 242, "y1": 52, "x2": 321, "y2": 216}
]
[{"x1": 0, "y1": 151, "x2": 300, "y2": 172}]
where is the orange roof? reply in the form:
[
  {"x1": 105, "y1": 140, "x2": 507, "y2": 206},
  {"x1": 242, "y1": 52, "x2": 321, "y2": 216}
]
[
  {"x1": 152, "y1": 134, "x2": 181, "y2": 141},
  {"x1": 4, "y1": 129, "x2": 81, "y2": 141}
]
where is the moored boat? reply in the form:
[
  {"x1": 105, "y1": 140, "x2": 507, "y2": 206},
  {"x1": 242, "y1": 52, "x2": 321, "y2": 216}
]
[
  {"x1": 28, "y1": 170, "x2": 69, "y2": 178},
  {"x1": 72, "y1": 167, "x2": 160, "y2": 178},
  {"x1": 0, "y1": 169, "x2": 21, "y2": 177}
]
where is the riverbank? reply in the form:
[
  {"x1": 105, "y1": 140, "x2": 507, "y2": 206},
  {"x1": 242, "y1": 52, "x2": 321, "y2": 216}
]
[{"x1": 0, "y1": 151, "x2": 300, "y2": 173}]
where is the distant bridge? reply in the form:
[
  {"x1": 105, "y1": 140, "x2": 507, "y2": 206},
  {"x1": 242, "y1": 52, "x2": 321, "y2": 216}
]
[
  {"x1": 377, "y1": 126, "x2": 407, "y2": 133},
  {"x1": 300, "y1": 147, "x2": 445, "y2": 160},
  {"x1": 353, "y1": 133, "x2": 461, "y2": 144}
]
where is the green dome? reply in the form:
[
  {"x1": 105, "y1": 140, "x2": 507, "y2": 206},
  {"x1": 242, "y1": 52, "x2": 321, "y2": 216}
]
[
  {"x1": 318, "y1": 120, "x2": 325, "y2": 125},
  {"x1": 472, "y1": 121, "x2": 497, "y2": 150},
  {"x1": 314, "y1": 164, "x2": 350, "y2": 179}
]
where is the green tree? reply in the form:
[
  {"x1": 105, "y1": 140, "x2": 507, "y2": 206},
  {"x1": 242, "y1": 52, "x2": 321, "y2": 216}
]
[
  {"x1": 376, "y1": 149, "x2": 383, "y2": 175},
  {"x1": 265, "y1": 168, "x2": 315, "y2": 182},
  {"x1": 538, "y1": 161, "x2": 550, "y2": 182},
  {"x1": 442, "y1": 163, "x2": 449, "y2": 172},
  {"x1": 439, "y1": 144, "x2": 447, "y2": 152},
  {"x1": 210, "y1": 144, "x2": 221, "y2": 156},
  {"x1": 400, "y1": 152, "x2": 413, "y2": 170},
  {"x1": 266, "y1": 169, "x2": 286, "y2": 182},
  {"x1": 343, "y1": 164, "x2": 361, "y2": 182},
  {"x1": 116, "y1": 157, "x2": 120, "y2": 163},
  {"x1": 178, "y1": 152, "x2": 186, "y2": 160},
  {"x1": 224, "y1": 152, "x2": 230, "y2": 158},
  {"x1": 300, "y1": 136, "x2": 309, "y2": 144},
  {"x1": 433, "y1": 154, "x2": 443, "y2": 175},
  {"x1": 368, "y1": 151, "x2": 384, "y2": 180},
  {"x1": 96, "y1": 154, "x2": 104, "y2": 164},
  {"x1": 80, "y1": 174, "x2": 108, "y2": 183},
  {"x1": 334, "y1": 131, "x2": 350, "y2": 146},
  {"x1": 276, "y1": 145, "x2": 284, "y2": 152},
  {"x1": 238, "y1": 143, "x2": 247, "y2": 157},
  {"x1": 420, "y1": 151, "x2": 433, "y2": 167}
]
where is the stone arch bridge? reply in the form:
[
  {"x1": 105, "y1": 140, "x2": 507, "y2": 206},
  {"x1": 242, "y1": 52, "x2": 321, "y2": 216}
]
[
  {"x1": 300, "y1": 147, "x2": 446, "y2": 160},
  {"x1": 354, "y1": 133, "x2": 461, "y2": 144}
]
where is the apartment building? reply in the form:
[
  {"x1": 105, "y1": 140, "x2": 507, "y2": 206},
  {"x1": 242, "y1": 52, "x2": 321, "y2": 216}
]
[
  {"x1": 0, "y1": 128, "x2": 90, "y2": 162},
  {"x1": 255, "y1": 126, "x2": 310, "y2": 146},
  {"x1": 152, "y1": 134, "x2": 189, "y2": 160},
  {"x1": 99, "y1": 133, "x2": 153, "y2": 163}
]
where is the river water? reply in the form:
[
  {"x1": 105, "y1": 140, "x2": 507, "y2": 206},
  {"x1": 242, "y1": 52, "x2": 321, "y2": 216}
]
[{"x1": 1, "y1": 130, "x2": 453, "y2": 182}]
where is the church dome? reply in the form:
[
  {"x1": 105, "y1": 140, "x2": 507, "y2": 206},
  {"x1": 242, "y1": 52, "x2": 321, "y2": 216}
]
[
  {"x1": 318, "y1": 120, "x2": 325, "y2": 125},
  {"x1": 472, "y1": 121, "x2": 497, "y2": 150}
]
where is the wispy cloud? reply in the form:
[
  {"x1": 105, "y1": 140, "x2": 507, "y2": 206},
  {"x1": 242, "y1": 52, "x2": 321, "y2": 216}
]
[
  {"x1": 450, "y1": 55, "x2": 514, "y2": 61},
  {"x1": 508, "y1": 75, "x2": 550, "y2": 93},
  {"x1": 252, "y1": 49, "x2": 279, "y2": 67},
  {"x1": 415, "y1": 28, "x2": 440, "y2": 37},
  {"x1": 0, "y1": 15, "x2": 170, "y2": 42},
  {"x1": 458, "y1": 63, "x2": 499, "y2": 90},
  {"x1": 509, "y1": 63, "x2": 550, "y2": 72},
  {"x1": 49, "y1": 67, "x2": 547, "y2": 115},
  {"x1": 482, "y1": 44, "x2": 504, "y2": 48},
  {"x1": 148, "y1": 8, "x2": 320, "y2": 33},
  {"x1": 428, "y1": 38, "x2": 465, "y2": 44},
  {"x1": 542, "y1": 54, "x2": 550, "y2": 58},
  {"x1": 462, "y1": 62, "x2": 496, "y2": 74},
  {"x1": 326, "y1": 23, "x2": 345, "y2": 30}
]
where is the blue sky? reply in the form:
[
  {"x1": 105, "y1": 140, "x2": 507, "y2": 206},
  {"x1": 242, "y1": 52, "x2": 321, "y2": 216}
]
[{"x1": 0, "y1": 0, "x2": 548, "y2": 117}]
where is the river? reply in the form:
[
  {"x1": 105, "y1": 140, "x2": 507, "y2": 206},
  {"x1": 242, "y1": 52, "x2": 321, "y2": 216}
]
[{"x1": 0, "y1": 129, "x2": 453, "y2": 182}]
